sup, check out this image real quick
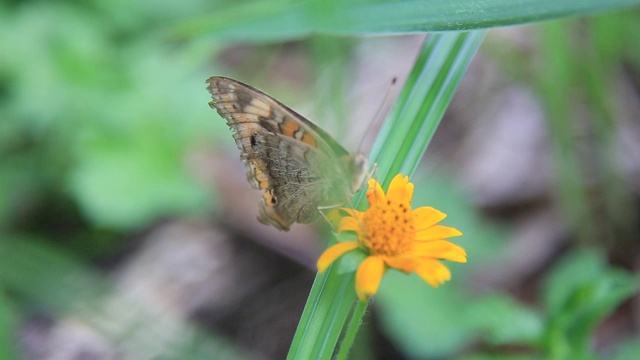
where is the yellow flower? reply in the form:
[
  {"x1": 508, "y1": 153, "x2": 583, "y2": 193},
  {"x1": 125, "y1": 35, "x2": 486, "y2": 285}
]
[{"x1": 317, "y1": 174, "x2": 467, "y2": 301}]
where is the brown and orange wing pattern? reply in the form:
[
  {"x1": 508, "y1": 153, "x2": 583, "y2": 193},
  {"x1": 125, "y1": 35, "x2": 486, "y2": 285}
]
[{"x1": 206, "y1": 76, "x2": 350, "y2": 231}]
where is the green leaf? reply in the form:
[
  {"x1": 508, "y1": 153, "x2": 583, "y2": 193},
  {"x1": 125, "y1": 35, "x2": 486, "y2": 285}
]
[
  {"x1": 175, "y1": 0, "x2": 640, "y2": 41},
  {"x1": 70, "y1": 134, "x2": 211, "y2": 229},
  {"x1": 542, "y1": 250, "x2": 640, "y2": 358},
  {"x1": 542, "y1": 250, "x2": 605, "y2": 313},
  {"x1": 468, "y1": 295, "x2": 543, "y2": 346},
  {"x1": 287, "y1": 31, "x2": 485, "y2": 360},
  {"x1": 64, "y1": 46, "x2": 218, "y2": 230},
  {"x1": 377, "y1": 273, "x2": 544, "y2": 358}
]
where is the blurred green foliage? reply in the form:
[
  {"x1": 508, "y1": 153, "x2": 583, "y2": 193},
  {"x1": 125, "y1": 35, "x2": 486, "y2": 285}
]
[
  {"x1": 536, "y1": 16, "x2": 639, "y2": 247},
  {"x1": 0, "y1": 0, "x2": 219, "y2": 233},
  {"x1": 0, "y1": 0, "x2": 228, "y2": 357}
]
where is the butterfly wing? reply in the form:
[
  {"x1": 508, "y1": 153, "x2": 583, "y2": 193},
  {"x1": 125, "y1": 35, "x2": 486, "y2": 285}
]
[{"x1": 206, "y1": 76, "x2": 363, "y2": 231}]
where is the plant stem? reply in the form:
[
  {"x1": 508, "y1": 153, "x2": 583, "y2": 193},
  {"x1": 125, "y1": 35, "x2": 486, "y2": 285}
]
[{"x1": 336, "y1": 299, "x2": 368, "y2": 360}]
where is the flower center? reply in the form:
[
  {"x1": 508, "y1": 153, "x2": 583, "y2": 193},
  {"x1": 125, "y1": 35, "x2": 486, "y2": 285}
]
[{"x1": 361, "y1": 199, "x2": 415, "y2": 256}]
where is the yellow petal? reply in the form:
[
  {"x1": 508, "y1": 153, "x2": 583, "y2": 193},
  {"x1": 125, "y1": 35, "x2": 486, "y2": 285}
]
[
  {"x1": 328, "y1": 208, "x2": 363, "y2": 230},
  {"x1": 366, "y1": 179, "x2": 385, "y2": 206},
  {"x1": 415, "y1": 225, "x2": 463, "y2": 241},
  {"x1": 411, "y1": 241, "x2": 467, "y2": 263},
  {"x1": 414, "y1": 260, "x2": 452, "y2": 287},
  {"x1": 386, "y1": 174, "x2": 412, "y2": 203},
  {"x1": 384, "y1": 255, "x2": 420, "y2": 273},
  {"x1": 338, "y1": 216, "x2": 363, "y2": 234},
  {"x1": 317, "y1": 242, "x2": 359, "y2": 272},
  {"x1": 403, "y1": 181, "x2": 414, "y2": 203},
  {"x1": 341, "y1": 208, "x2": 363, "y2": 220},
  {"x1": 355, "y1": 255, "x2": 385, "y2": 301},
  {"x1": 413, "y1": 207, "x2": 447, "y2": 230}
]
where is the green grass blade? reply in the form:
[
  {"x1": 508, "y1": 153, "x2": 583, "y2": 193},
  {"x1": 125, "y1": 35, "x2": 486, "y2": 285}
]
[
  {"x1": 334, "y1": 0, "x2": 639, "y2": 33},
  {"x1": 369, "y1": 31, "x2": 486, "y2": 188},
  {"x1": 286, "y1": 30, "x2": 485, "y2": 360},
  {"x1": 174, "y1": 0, "x2": 639, "y2": 41}
]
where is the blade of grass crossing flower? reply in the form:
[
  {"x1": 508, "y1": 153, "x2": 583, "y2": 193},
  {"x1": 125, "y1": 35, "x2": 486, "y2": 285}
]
[
  {"x1": 309, "y1": 271, "x2": 355, "y2": 356},
  {"x1": 369, "y1": 35, "x2": 454, "y2": 187},
  {"x1": 287, "y1": 31, "x2": 485, "y2": 360},
  {"x1": 361, "y1": 31, "x2": 486, "y2": 201},
  {"x1": 400, "y1": 32, "x2": 487, "y2": 173},
  {"x1": 287, "y1": 270, "x2": 355, "y2": 359}
]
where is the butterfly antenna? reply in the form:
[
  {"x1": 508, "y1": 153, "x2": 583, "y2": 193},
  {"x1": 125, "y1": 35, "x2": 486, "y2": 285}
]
[
  {"x1": 369, "y1": 163, "x2": 379, "y2": 183},
  {"x1": 357, "y1": 77, "x2": 398, "y2": 154}
]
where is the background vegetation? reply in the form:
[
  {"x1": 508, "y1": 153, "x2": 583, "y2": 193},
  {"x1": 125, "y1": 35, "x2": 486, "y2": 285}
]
[{"x1": 1, "y1": 0, "x2": 639, "y2": 359}]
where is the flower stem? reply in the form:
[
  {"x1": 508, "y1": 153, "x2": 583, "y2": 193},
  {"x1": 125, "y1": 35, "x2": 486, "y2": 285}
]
[{"x1": 336, "y1": 299, "x2": 368, "y2": 360}]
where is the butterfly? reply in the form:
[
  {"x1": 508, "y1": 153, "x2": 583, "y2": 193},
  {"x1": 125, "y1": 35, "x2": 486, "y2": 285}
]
[{"x1": 206, "y1": 76, "x2": 368, "y2": 231}]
